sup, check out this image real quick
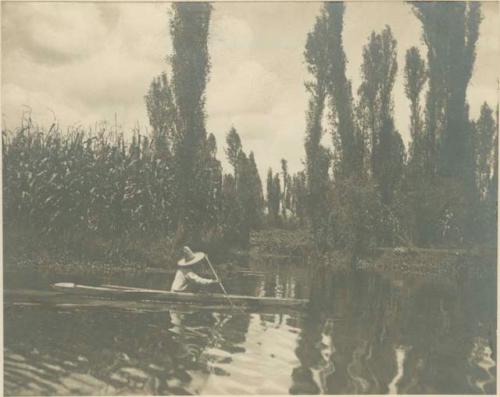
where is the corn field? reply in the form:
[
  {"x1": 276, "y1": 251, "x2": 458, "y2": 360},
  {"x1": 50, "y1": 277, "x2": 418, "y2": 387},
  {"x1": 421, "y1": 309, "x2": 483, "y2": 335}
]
[
  {"x1": 2, "y1": 122, "x2": 177, "y2": 240},
  {"x1": 2, "y1": 120, "x2": 271, "y2": 260}
]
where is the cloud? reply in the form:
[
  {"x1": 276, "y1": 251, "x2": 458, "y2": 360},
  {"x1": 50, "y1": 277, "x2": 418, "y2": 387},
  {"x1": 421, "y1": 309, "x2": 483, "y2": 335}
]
[
  {"x1": 208, "y1": 59, "x2": 282, "y2": 117},
  {"x1": 206, "y1": 7, "x2": 311, "y2": 176},
  {"x1": 478, "y1": 3, "x2": 499, "y2": 52},
  {"x1": 96, "y1": 3, "x2": 121, "y2": 30},
  {"x1": 2, "y1": 1, "x2": 498, "y2": 178},
  {"x1": 116, "y1": 3, "x2": 172, "y2": 64},
  {"x1": 2, "y1": 3, "x2": 111, "y2": 66},
  {"x1": 2, "y1": 3, "x2": 171, "y2": 134},
  {"x1": 211, "y1": 14, "x2": 254, "y2": 52},
  {"x1": 1, "y1": 83, "x2": 92, "y2": 130}
]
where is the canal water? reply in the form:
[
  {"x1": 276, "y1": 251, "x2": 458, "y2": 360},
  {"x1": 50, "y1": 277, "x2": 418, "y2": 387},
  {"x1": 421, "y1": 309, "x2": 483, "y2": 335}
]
[{"x1": 3, "y1": 260, "x2": 497, "y2": 395}]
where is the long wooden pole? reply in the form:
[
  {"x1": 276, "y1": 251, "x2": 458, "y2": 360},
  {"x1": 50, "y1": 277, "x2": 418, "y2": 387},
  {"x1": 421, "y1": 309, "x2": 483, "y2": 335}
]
[{"x1": 205, "y1": 256, "x2": 240, "y2": 311}]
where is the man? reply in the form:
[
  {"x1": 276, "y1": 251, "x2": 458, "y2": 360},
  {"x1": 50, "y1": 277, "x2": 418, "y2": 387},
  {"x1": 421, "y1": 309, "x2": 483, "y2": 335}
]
[{"x1": 170, "y1": 246, "x2": 219, "y2": 292}]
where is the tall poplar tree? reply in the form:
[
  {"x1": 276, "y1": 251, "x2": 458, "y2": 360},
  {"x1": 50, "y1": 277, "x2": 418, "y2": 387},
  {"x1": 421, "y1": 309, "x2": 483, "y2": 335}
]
[
  {"x1": 225, "y1": 126, "x2": 242, "y2": 176},
  {"x1": 266, "y1": 168, "x2": 281, "y2": 224},
  {"x1": 281, "y1": 159, "x2": 289, "y2": 219},
  {"x1": 404, "y1": 47, "x2": 427, "y2": 174},
  {"x1": 266, "y1": 168, "x2": 275, "y2": 223},
  {"x1": 304, "y1": 6, "x2": 331, "y2": 240},
  {"x1": 473, "y1": 103, "x2": 497, "y2": 200},
  {"x1": 248, "y1": 152, "x2": 264, "y2": 227},
  {"x1": 411, "y1": 1, "x2": 481, "y2": 180},
  {"x1": 411, "y1": 1, "x2": 482, "y2": 244},
  {"x1": 324, "y1": 2, "x2": 362, "y2": 178},
  {"x1": 169, "y1": 2, "x2": 212, "y2": 240},
  {"x1": 358, "y1": 26, "x2": 404, "y2": 205}
]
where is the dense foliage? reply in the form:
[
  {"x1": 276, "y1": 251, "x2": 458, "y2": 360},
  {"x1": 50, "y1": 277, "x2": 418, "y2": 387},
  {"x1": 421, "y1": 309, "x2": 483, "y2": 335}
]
[
  {"x1": 3, "y1": 124, "x2": 174, "y2": 238},
  {"x1": 2, "y1": 1, "x2": 497, "y2": 264},
  {"x1": 303, "y1": 1, "x2": 497, "y2": 255},
  {"x1": 2, "y1": 3, "x2": 264, "y2": 257}
]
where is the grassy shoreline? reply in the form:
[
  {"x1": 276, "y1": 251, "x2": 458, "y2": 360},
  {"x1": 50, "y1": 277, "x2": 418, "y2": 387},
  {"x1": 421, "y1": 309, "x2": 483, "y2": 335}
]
[{"x1": 3, "y1": 227, "x2": 496, "y2": 278}]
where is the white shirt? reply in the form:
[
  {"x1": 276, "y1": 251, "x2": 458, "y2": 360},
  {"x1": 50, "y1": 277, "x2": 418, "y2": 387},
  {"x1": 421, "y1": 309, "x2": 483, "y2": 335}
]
[{"x1": 170, "y1": 268, "x2": 214, "y2": 292}]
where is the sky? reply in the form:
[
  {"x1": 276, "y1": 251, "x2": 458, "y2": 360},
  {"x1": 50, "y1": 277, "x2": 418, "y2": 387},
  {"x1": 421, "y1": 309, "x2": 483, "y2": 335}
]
[{"x1": 1, "y1": 1, "x2": 498, "y2": 177}]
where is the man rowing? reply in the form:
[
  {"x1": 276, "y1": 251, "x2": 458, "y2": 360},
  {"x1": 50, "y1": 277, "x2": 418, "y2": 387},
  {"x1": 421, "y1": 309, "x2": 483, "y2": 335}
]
[{"x1": 170, "y1": 246, "x2": 219, "y2": 292}]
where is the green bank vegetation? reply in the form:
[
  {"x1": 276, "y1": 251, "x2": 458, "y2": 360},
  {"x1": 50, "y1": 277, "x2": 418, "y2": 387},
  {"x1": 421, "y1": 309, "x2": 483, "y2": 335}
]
[
  {"x1": 301, "y1": 2, "x2": 497, "y2": 261},
  {"x1": 2, "y1": 2, "x2": 497, "y2": 268}
]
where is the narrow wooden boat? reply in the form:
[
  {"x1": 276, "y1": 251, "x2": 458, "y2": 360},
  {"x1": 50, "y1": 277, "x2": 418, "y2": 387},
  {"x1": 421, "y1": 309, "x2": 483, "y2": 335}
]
[{"x1": 52, "y1": 282, "x2": 308, "y2": 310}]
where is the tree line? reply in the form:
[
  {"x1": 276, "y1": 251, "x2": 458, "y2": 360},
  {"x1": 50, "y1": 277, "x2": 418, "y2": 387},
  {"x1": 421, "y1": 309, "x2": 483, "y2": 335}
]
[
  {"x1": 2, "y1": 2, "x2": 497, "y2": 261},
  {"x1": 302, "y1": 1, "x2": 497, "y2": 255},
  {"x1": 2, "y1": 3, "x2": 263, "y2": 254}
]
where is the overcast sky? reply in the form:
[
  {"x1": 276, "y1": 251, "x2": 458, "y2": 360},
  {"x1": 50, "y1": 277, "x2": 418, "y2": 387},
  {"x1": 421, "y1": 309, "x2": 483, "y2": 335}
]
[{"x1": 2, "y1": 1, "x2": 498, "y2": 176}]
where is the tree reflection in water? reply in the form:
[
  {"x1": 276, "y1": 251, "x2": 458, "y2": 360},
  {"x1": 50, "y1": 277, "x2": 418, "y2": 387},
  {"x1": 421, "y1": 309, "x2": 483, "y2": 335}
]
[
  {"x1": 4, "y1": 263, "x2": 496, "y2": 395},
  {"x1": 290, "y1": 267, "x2": 496, "y2": 394},
  {"x1": 4, "y1": 304, "x2": 252, "y2": 395}
]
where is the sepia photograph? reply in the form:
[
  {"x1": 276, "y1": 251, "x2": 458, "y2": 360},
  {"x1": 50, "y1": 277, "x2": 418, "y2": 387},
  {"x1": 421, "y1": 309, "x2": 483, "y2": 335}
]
[{"x1": 1, "y1": 0, "x2": 498, "y2": 395}]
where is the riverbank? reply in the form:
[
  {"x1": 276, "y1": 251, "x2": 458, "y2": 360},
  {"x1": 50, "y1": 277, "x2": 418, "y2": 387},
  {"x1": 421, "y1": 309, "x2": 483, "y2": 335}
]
[
  {"x1": 251, "y1": 228, "x2": 496, "y2": 275},
  {"x1": 3, "y1": 227, "x2": 496, "y2": 278},
  {"x1": 2, "y1": 224, "x2": 238, "y2": 275}
]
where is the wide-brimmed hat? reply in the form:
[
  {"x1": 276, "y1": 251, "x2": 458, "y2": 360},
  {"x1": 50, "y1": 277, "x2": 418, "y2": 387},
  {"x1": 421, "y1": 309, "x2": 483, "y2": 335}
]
[{"x1": 177, "y1": 246, "x2": 205, "y2": 267}]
